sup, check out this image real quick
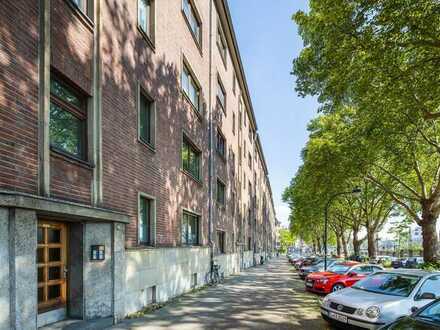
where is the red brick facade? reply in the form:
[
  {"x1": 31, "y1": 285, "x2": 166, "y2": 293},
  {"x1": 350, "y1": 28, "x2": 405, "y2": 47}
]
[{"x1": 0, "y1": 0, "x2": 276, "y2": 251}]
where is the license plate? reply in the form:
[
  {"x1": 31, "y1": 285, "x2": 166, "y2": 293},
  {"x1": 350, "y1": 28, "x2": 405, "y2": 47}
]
[
  {"x1": 329, "y1": 312, "x2": 347, "y2": 323},
  {"x1": 306, "y1": 282, "x2": 313, "y2": 287}
]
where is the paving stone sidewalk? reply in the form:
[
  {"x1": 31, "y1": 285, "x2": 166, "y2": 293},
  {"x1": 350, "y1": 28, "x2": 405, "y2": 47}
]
[{"x1": 110, "y1": 257, "x2": 332, "y2": 330}]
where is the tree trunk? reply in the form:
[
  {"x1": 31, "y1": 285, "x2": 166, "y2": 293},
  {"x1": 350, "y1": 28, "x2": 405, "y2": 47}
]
[
  {"x1": 367, "y1": 229, "x2": 376, "y2": 259},
  {"x1": 353, "y1": 229, "x2": 361, "y2": 256},
  {"x1": 341, "y1": 234, "x2": 349, "y2": 258},
  {"x1": 316, "y1": 237, "x2": 322, "y2": 254},
  {"x1": 421, "y1": 214, "x2": 439, "y2": 262},
  {"x1": 336, "y1": 235, "x2": 341, "y2": 257}
]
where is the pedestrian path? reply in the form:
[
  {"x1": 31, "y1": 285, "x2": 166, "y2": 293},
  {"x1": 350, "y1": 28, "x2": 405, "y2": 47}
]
[{"x1": 110, "y1": 257, "x2": 331, "y2": 330}]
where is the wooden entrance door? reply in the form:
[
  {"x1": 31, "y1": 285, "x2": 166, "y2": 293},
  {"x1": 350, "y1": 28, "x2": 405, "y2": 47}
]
[{"x1": 37, "y1": 221, "x2": 68, "y2": 313}]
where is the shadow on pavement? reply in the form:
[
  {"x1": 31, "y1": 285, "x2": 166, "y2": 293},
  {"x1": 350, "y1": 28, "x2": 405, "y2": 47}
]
[{"x1": 110, "y1": 258, "x2": 334, "y2": 330}]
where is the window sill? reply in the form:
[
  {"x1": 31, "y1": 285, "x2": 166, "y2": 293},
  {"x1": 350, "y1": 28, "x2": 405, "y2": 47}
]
[
  {"x1": 138, "y1": 138, "x2": 156, "y2": 153},
  {"x1": 64, "y1": 0, "x2": 94, "y2": 33},
  {"x1": 50, "y1": 147, "x2": 94, "y2": 170},
  {"x1": 181, "y1": 169, "x2": 203, "y2": 186},
  {"x1": 181, "y1": 10, "x2": 203, "y2": 57},
  {"x1": 138, "y1": 25, "x2": 156, "y2": 52},
  {"x1": 181, "y1": 90, "x2": 203, "y2": 122}
]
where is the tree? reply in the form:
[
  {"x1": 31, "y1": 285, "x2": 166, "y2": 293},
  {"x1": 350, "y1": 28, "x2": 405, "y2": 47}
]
[
  {"x1": 278, "y1": 228, "x2": 295, "y2": 253},
  {"x1": 292, "y1": 1, "x2": 440, "y2": 262},
  {"x1": 293, "y1": 0, "x2": 440, "y2": 121}
]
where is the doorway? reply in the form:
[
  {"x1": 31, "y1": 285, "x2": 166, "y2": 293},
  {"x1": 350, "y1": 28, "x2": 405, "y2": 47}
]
[{"x1": 37, "y1": 221, "x2": 68, "y2": 318}]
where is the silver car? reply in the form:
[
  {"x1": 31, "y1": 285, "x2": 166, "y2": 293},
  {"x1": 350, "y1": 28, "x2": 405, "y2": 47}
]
[{"x1": 321, "y1": 269, "x2": 440, "y2": 329}]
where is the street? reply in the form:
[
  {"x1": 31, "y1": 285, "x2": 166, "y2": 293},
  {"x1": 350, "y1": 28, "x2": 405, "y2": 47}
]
[{"x1": 111, "y1": 257, "x2": 332, "y2": 330}]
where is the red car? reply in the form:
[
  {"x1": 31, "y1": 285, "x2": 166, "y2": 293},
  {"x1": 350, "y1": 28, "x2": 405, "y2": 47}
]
[{"x1": 305, "y1": 262, "x2": 383, "y2": 294}]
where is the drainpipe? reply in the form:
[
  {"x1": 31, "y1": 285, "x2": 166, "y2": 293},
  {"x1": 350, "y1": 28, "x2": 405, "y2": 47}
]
[{"x1": 207, "y1": 0, "x2": 215, "y2": 273}]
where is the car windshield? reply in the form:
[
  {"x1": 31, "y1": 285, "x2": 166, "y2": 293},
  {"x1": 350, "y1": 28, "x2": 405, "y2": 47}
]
[
  {"x1": 352, "y1": 273, "x2": 421, "y2": 297},
  {"x1": 417, "y1": 301, "x2": 440, "y2": 324},
  {"x1": 328, "y1": 264, "x2": 351, "y2": 274}
]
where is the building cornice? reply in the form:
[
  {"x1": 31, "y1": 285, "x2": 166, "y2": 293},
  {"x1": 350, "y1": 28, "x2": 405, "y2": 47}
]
[{"x1": 0, "y1": 190, "x2": 130, "y2": 223}]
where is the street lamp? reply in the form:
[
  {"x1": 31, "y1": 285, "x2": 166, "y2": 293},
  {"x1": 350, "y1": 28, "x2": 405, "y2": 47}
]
[{"x1": 324, "y1": 187, "x2": 362, "y2": 270}]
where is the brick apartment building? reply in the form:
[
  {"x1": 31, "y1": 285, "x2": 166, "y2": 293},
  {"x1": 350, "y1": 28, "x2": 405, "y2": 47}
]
[{"x1": 0, "y1": 0, "x2": 277, "y2": 328}]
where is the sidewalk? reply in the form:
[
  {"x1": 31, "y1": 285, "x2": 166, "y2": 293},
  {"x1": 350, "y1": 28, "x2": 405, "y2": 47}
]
[{"x1": 110, "y1": 257, "x2": 330, "y2": 330}]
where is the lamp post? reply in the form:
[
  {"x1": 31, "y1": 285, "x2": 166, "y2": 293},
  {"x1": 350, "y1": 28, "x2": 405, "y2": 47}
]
[{"x1": 324, "y1": 187, "x2": 362, "y2": 270}]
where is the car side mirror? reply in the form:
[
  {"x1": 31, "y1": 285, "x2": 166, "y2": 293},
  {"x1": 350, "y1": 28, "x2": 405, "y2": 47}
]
[
  {"x1": 418, "y1": 292, "x2": 436, "y2": 300},
  {"x1": 411, "y1": 306, "x2": 418, "y2": 314}
]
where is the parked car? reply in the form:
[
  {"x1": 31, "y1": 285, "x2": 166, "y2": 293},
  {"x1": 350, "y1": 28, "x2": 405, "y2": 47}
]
[
  {"x1": 305, "y1": 262, "x2": 382, "y2": 293},
  {"x1": 299, "y1": 259, "x2": 339, "y2": 280},
  {"x1": 321, "y1": 269, "x2": 440, "y2": 329},
  {"x1": 405, "y1": 257, "x2": 424, "y2": 269},
  {"x1": 379, "y1": 298, "x2": 440, "y2": 329},
  {"x1": 295, "y1": 257, "x2": 319, "y2": 270},
  {"x1": 392, "y1": 258, "x2": 409, "y2": 269}
]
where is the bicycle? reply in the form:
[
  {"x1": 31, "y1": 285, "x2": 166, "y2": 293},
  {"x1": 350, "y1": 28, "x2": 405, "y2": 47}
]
[{"x1": 206, "y1": 262, "x2": 224, "y2": 285}]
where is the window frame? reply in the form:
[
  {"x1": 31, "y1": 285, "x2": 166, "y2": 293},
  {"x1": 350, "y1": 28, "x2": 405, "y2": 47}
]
[
  {"x1": 216, "y1": 17, "x2": 227, "y2": 67},
  {"x1": 181, "y1": 134, "x2": 202, "y2": 181},
  {"x1": 216, "y1": 178, "x2": 226, "y2": 205},
  {"x1": 216, "y1": 129, "x2": 226, "y2": 159},
  {"x1": 49, "y1": 73, "x2": 88, "y2": 162},
  {"x1": 137, "y1": 85, "x2": 156, "y2": 150},
  {"x1": 182, "y1": 0, "x2": 202, "y2": 50},
  {"x1": 217, "y1": 230, "x2": 226, "y2": 254},
  {"x1": 181, "y1": 59, "x2": 202, "y2": 114},
  {"x1": 216, "y1": 75, "x2": 226, "y2": 114},
  {"x1": 138, "y1": 193, "x2": 156, "y2": 246},
  {"x1": 68, "y1": 0, "x2": 94, "y2": 21},
  {"x1": 137, "y1": 0, "x2": 155, "y2": 48},
  {"x1": 181, "y1": 209, "x2": 200, "y2": 246}
]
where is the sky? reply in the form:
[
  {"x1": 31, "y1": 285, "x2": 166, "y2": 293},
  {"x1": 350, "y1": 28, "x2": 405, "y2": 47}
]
[{"x1": 228, "y1": 1, "x2": 318, "y2": 227}]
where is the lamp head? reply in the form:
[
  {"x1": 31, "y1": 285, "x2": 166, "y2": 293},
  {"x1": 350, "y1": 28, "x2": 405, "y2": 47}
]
[{"x1": 352, "y1": 187, "x2": 362, "y2": 197}]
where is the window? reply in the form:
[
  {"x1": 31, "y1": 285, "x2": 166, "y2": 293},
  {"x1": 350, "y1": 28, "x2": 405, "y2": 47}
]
[
  {"x1": 182, "y1": 136, "x2": 201, "y2": 180},
  {"x1": 249, "y1": 126, "x2": 252, "y2": 142},
  {"x1": 182, "y1": 211, "x2": 199, "y2": 245},
  {"x1": 217, "y1": 179, "x2": 225, "y2": 205},
  {"x1": 139, "y1": 90, "x2": 155, "y2": 147},
  {"x1": 247, "y1": 237, "x2": 251, "y2": 251},
  {"x1": 233, "y1": 72, "x2": 236, "y2": 95},
  {"x1": 217, "y1": 231, "x2": 225, "y2": 254},
  {"x1": 232, "y1": 112, "x2": 236, "y2": 135},
  {"x1": 248, "y1": 153, "x2": 252, "y2": 169},
  {"x1": 182, "y1": 0, "x2": 201, "y2": 46},
  {"x1": 230, "y1": 151, "x2": 235, "y2": 176},
  {"x1": 69, "y1": 0, "x2": 92, "y2": 17},
  {"x1": 139, "y1": 196, "x2": 153, "y2": 245},
  {"x1": 244, "y1": 111, "x2": 247, "y2": 127},
  {"x1": 138, "y1": 0, "x2": 154, "y2": 41},
  {"x1": 417, "y1": 276, "x2": 440, "y2": 299},
  {"x1": 217, "y1": 19, "x2": 227, "y2": 65},
  {"x1": 216, "y1": 130, "x2": 226, "y2": 158},
  {"x1": 217, "y1": 77, "x2": 226, "y2": 112},
  {"x1": 181, "y1": 62, "x2": 201, "y2": 112},
  {"x1": 50, "y1": 77, "x2": 87, "y2": 160}
]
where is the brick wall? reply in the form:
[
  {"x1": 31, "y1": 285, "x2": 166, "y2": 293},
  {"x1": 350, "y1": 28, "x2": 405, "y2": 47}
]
[
  {"x1": 0, "y1": 0, "x2": 39, "y2": 195},
  {"x1": 0, "y1": 0, "x2": 276, "y2": 252}
]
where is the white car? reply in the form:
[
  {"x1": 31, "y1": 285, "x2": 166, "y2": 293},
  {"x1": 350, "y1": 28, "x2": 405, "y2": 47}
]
[{"x1": 321, "y1": 269, "x2": 440, "y2": 329}]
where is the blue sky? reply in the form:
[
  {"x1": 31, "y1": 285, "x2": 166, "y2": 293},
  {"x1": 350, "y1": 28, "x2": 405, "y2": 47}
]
[{"x1": 229, "y1": 1, "x2": 319, "y2": 227}]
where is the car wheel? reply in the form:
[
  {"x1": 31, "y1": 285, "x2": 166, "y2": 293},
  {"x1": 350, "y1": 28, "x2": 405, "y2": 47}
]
[{"x1": 332, "y1": 284, "x2": 345, "y2": 292}]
